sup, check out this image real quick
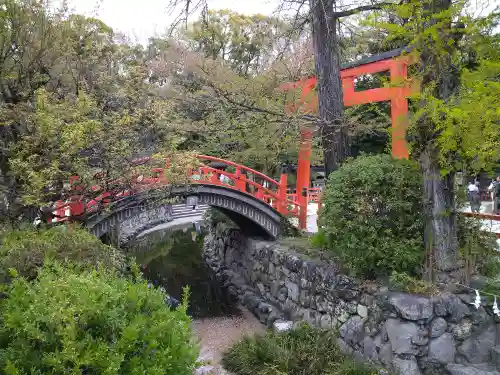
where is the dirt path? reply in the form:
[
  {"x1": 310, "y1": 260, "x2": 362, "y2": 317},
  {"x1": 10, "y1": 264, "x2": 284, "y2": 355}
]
[{"x1": 193, "y1": 306, "x2": 266, "y2": 374}]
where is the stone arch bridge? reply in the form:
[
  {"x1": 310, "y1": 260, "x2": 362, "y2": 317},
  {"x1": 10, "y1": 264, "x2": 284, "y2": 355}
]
[{"x1": 44, "y1": 156, "x2": 310, "y2": 242}]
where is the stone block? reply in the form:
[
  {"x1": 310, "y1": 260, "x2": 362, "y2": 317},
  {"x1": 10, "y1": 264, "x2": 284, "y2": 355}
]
[
  {"x1": 347, "y1": 301, "x2": 358, "y2": 314},
  {"x1": 256, "y1": 282, "x2": 265, "y2": 295},
  {"x1": 379, "y1": 343, "x2": 393, "y2": 366},
  {"x1": 340, "y1": 316, "x2": 365, "y2": 346},
  {"x1": 362, "y1": 336, "x2": 378, "y2": 361},
  {"x1": 491, "y1": 346, "x2": 500, "y2": 371},
  {"x1": 336, "y1": 337, "x2": 353, "y2": 355},
  {"x1": 388, "y1": 293, "x2": 433, "y2": 321},
  {"x1": 458, "y1": 325, "x2": 496, "y2": 364},
  {"x1": 451, "y1": 320, "x2": 473, "y2": 341},
  {"x1": 299, "y1": 290, "x2": 310, "y2": 308},
  {"x1": 360, "y1": 293, "x2": 375, "y2": 306},
  {"x1": 434, "y1": 293, "x2": 471, "y2": 322},
  {"x1": 430, "y1": 317, "x2": 447, "y2": 338},
  {"x1": 320, "y1": 314, "x2": 332, "y2": 329},
  {"x1": 357, "y1": 304, "x2": 368, "y2": 318},
  {"x1": 385, "y1": 318, "x2": 418, "y2": 355},
  {"x1": 285, "y1": 281, "x2": 299, "y2": 302},
  {"x1": 446, "y1": 364, "x2": 500, "y2": 375},
  {"x1": 428, "y1": 333, "x2": 456, "y2": 364},
  {"x1": 392, "y1": 357, "x2": 422, "y2": 375}
]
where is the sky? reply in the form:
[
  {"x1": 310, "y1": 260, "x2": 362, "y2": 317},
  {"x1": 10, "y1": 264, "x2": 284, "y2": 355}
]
[
  {"x1": 58, "y1": 0, "x2": 499, "y2": 45},
  {"x1": 59, "y1": 0, "x2": 280, "y2": 44}
]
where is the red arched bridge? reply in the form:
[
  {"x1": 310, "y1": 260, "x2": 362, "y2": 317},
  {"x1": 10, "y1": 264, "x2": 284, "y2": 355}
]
[{"x1": 44, "y1": 155, "x2": 320, "y2": 240}]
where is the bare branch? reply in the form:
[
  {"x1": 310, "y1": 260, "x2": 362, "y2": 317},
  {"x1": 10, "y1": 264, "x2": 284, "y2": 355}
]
[{"x1": 333, "y1": 2, "x2": 397, "y2": 18}]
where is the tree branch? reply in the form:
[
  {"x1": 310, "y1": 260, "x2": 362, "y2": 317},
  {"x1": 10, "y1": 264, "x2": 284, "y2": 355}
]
[{"x1": 333, "y1": 2, "x2": 398, "y2": 19}]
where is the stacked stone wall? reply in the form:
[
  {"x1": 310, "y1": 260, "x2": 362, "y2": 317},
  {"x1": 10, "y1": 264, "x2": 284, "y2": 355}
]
[{"x1": 203, "y1": 227, "x2": 500, "y2": 375}]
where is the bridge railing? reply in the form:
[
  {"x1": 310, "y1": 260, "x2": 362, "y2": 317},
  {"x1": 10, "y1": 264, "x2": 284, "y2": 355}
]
[
  {"x1": 45, "y1": 155, "x2": 306, "y2": 227},
  {"x1": 461, "y1": 211, "x2": 500, "y2": 238},
  {"x1": 192, "y1": 155, "x2": 301, "y2": 216}
]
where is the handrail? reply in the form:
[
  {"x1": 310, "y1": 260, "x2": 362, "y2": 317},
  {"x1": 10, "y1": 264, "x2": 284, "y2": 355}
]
[
  {"x1": 195, "y1": 166, "x2": 281, "y2": 200},
  {"x1": 46, "y1": 155, "x2": 303, "y2": 224},
  {"x1": 197, "y1": 155, "x2": 280, "y2": 188},
  {"x1": 461, "y1": 212, "x2": 500, "y2": 221}
]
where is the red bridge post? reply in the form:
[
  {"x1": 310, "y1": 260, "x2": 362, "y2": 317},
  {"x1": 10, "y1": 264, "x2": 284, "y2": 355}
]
[
  {"x1": 278, "y1": 173, "x2": 288, "y2": 214},
  {"x1": 297, "y1": 128, "x2": 313, "y2": 230}
]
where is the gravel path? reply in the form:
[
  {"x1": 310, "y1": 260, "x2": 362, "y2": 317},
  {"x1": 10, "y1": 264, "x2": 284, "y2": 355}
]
[{"x1": 193, "y1": 306, "x2": 266, "y2": 374}]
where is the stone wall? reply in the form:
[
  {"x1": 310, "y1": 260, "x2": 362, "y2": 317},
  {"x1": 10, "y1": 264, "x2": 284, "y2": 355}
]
[{"x1": 203, "y1": 226, "x2": 500, "y2": 375}]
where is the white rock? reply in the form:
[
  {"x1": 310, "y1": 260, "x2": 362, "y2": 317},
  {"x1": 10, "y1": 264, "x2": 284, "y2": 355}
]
[
  {"x1": 273, "y1": 320, "x2": 294, "y2": 333},
  {"x1": 357, "y1": 304, "x2": 368, "y2": 318}
]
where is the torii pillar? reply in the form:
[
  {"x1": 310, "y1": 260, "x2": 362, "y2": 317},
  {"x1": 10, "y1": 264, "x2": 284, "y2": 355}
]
[{"x1": 281, "y1": 50, "x2": 416, "y2": 229}]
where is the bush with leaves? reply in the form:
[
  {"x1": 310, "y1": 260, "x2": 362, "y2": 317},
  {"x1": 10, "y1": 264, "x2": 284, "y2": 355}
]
[
  {"x1": 222, "y1": 324, "x2": 376, "y2": 375},
  {"x1": 458, "y1": 216, "x2": 500, "y2": 279},
  {"x1": 318, "y1": 154, "x2": 424, "y2": 278},
  {"x1": 0, "y1": 225, "x2": 124, "y2": 283},
  {"x1": 0, "y1": 262, "x2": 198, "y2": 374}
]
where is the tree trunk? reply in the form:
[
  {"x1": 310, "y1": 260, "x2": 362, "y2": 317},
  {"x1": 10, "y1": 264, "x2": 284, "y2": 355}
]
[
  {"x1": 416, "y1": 0, "x2": 460, "y2": 272},
  {"x1": 309, "y1": 0, "x2": 349, "y2": 178},
  {"x1": 420, "y1": 145, "x2": 458, "y2": 271}
]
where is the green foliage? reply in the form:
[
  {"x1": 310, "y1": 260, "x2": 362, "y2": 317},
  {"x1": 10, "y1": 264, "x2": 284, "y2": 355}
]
[
  {"x1": 370, "y1": 1, "x2": 500, "y2": 174},
  {"x1": 310, "y1": 230, "x2": 328, "y2": 249},
  {"x1": 458, "y1": 216, "x2": 500, "y2": 278},
  {"x1": 0, "y1": 262, "x2": 198, "y2": 374},
  {"x1": 204, "y1": 207, "x2": 237, "y2": 229},
  {"x1": 222, "y1": 324, "x2": 377, "y2": 375},
  {"x1": 389, "y1": 271, "x2": 437, "y2": 296},
  {"x1": 0, "y1": 226, "x2": 124, "y2": 283},
  {"x1": 319, "y1": 154, "x2": 425, "y2": 278},
  {"x1": 186, "y1": 9, "x2": 285, "y2": 76}
]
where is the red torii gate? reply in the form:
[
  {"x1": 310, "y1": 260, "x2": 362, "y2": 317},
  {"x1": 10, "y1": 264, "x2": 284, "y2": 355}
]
[{"x1": 280, "y1": 48, "x2": 417, "y2": 228}]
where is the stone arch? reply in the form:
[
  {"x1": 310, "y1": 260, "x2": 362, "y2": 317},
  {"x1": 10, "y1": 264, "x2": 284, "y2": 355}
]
[{"x1": 84, "y1": 184, "x2": 284, "y2": 243}]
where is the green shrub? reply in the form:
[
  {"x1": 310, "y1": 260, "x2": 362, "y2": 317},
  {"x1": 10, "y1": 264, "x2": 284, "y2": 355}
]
[
  {"x1": 319, "y1": 154, "x2": 424, "y2": 278},
  {"x1": 458, "y1": 216, "x2": 500, "y2": 277},
  {"x1": 0, "y1": 262, "x2": 198, "y2": 374},
  {"x1": 0, "y1": 226, "x2": 124, "y2": 283},
  {"x1": 222, "y1": 324, "x2": 377, "y2": 375}
]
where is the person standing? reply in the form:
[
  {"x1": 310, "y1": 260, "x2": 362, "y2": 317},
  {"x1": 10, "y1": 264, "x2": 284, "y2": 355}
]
[
  {"x1": 494, "y1": 176, "x2": 500, "y2": 214},
  {"x1": 467, "y1": 181, "x2": 481, "y2": 213}
]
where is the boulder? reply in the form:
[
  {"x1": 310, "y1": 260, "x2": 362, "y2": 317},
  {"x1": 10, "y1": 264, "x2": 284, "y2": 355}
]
[
  {"x1": 340, "y1": 316, "x2": 365, "y2": 346},
  {"x1": 385, "y1": 318, "x2": 418, "y2": 355},
  {"x1": 379, "y1": 343, "x2": 393, "y2": 366},
  {"x1": 285, "y1": 281, "x2": 299, "y2": 302},
  {"x1": 388, "y1": 293, "x2": 433, "y2": 321},
  {"x1": 320, "y1": 314, "x2": 333, "y2": 329},
  {"x1": 273, "y1": 320, "x2": 293, "y2": 333},
  {"x1": 458, "y1": 326, "x2": 497, "y2": 364},
  {"x1": 363, "y1": 336, "x2": 379, "y2": 361},
  {"x1": 430, "y1": 317, "x2": 448, "y2": 338},
  {"x1": 446, "y1": 364, "x2": 500, "y2": 375},
  {"x1": 428, "y1": 333, "x2": 456, "y2": 364},
  {"x1": 392, "y1": 357, "x2": 422, "y2": 375},
  {"x1": 451, "y1": 320, "x2": 473, "y2": 340},
  {"x1": 434, "y1": 294, "x2": 471, "y2": 322},
  {"x1": 357, "y1": 304, "x2": 368, "y2": 318},
  {"x1": 336, "y1": 337, "x2": 353, "y2": 355},
  {"x1": 491, "y1": 346, "x2": 500, "y2": 371}
]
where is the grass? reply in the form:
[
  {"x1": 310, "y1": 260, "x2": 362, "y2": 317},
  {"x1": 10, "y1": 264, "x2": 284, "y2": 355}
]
[
  {"x1": 389, "y1": 271, "x2": 439, "y2": 296},
  {"x1": 222, "y1": 324, "x2": 379, "y2": 375},
  {"x1": 277, "y1": 236, "x2": 338, "y2": 264}
]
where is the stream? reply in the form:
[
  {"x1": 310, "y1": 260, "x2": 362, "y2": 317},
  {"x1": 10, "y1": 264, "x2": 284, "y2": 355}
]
[{"x1": 127, "y1": 224, "x2": 265, "y2": 374}]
